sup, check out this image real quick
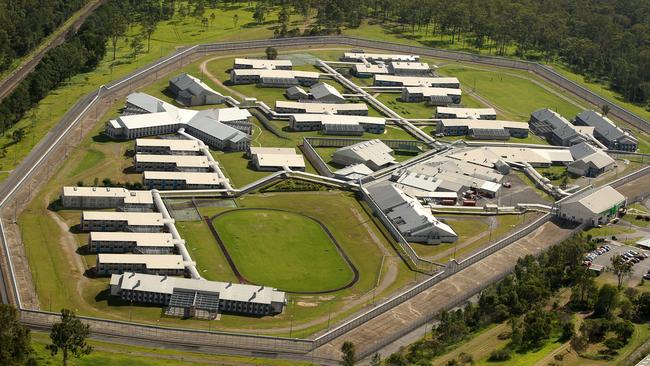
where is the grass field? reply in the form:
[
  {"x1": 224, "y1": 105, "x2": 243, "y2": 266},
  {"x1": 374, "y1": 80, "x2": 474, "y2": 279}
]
[
  {"x1": 212, "y1": 209, "x2": 354, "y2": 292},
  {"x1": 30, "y1": 331, "x2": 308, "y2": 366}
]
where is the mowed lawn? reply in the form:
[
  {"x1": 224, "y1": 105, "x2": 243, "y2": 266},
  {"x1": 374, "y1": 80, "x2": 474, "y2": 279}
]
[{"x1": 212, "y1": 209, "x2": 354, "y2": 292}]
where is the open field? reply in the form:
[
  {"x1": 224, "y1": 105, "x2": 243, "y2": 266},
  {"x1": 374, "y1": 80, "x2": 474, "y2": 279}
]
[
  {"x1": 212, "y1": 209, "x2": 355, "y2": 293},
  {"x1": 30, "y1": 331, "x2": 308, "y2": 366}
]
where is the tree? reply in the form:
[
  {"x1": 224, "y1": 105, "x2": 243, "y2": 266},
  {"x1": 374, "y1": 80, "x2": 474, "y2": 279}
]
[
  {"x1": 522, "y1": 308, "x2": 552, "y2": 348},
  {"x1": 610, "y1": 255, "x2": 632, "y2": 289},
  {"x1": 340, "y1": 341, "x2": 356, "y2": 366},
  {"x1": 369, "y1": 353, "x2": 381, "y2": 366},
  {"x1": 47, "y1": 309, "x2": 92, "y2": 366},
  {"x1": 141, "y1": 15, "x2": 158, "y2": 53},
  {"x1": 107, "y1": 6, "x2": 127, "y2": 60},
  {"x1": 570, "y1": 334, "x2": 588, "y2": 354},
  {"x1": 594, "y1": 284, "x2": 619, "y2": 317},
  {"x1": 265, "y1": 46, "x2": 278, "y2": 60},
  {"x1": 601, "y1": 104, "x2": 611, "y2": 116},
  {"x1": 0, "y1": 304, "x2": 34, "y2": 366},
  {"x1": 253, "y1": 4, "x2": 267, "y2": 24},
  {"x1": 129, "y1": 36, "x2": 145, "y2": 59},
  {"x1": 11, "y1": 128, "x2": 24, "y2": 143},
  {"x1": 232, "y1": 14, "x2": 239, "y2": 28}
]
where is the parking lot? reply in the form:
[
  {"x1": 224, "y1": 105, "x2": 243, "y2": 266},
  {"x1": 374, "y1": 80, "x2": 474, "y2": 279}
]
[{"x1": 589, "y1": 242, "x2": 650, "y2": 282}]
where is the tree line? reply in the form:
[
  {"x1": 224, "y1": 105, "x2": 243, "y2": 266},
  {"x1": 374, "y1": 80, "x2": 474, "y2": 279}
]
[
  {"x1": 265, "y1": 0, "x2": 650, "y2": 107},
  {"x1": 0, "y1": 0, "x2": 87, "y2": 73}
]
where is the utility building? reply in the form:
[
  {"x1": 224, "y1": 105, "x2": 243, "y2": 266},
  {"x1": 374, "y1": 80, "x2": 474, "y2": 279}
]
[
  {"x1": 555, "y1": 186, "x2": 626, "y2": 226},
  {"x1": 110, "y1": 272, "x2": 286, "y2": 318},
  {"x1": 309, "y1": 83, "x2": 346, "y2": 103},
  {"x1": 332, "y1": 139, "x2": 396, "y2": 171},
  {"x1": 342, "y1": 52, "x2": 420, "y2": 63},
  {"x1": 567, "y1": 142, "x2": 616, "y2": 177},
  {"x1": 168, "y1": 74, "x2": 224, "y2": 106},
  {"x1": 135, "y1": 139, "x2": 202, "y2": 155},
  {"x1": 248, "y1": 147, "x2": 305, "y2": 171}
]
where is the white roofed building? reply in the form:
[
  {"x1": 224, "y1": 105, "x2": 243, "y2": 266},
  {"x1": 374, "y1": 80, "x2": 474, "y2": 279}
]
[
  {"x1": 110, "y1": 272, "x2": 286, "y2": 318},
  {"x1": 332, "y1": 139, "x2": 396, "y2": 171},
  {"x1": 342, "y1": 52, "x2": 420, "y2": 63},
  {"x1": 389, "y1": 62, "x2": 431, "y2": 76},
  {"x1": 229, "y1": 69, "x2": 320, "y2": 87},
  {"x1": 135, "y1": 138, "x2": 202, "y2": 155},
  {"x1": 61, "y1": 187, "x2": 153, "y2": 211},
  {"x1": 81, "y1": 211, "x2": 165, "y2": 232},
  {"x1": 351, "y1": 63, "x2": 389, "y2": 78},
  {"x1": 248, "y1": 147, "x2": 306, "y2": 171},
  {"x1": 96, "y1": 254, "x2": 185, "y2": 276},
  {"x1": 309, "y1": 83, "x2": 345, "y2": 103},
  {"x1": 374, "y1": 75, "x2": 460, "y2": 88},
  {"x1": 134, "y1": 154, "x2": 210, "y2": 172},
  {"x1": 88, "y1": 232, "x2": 175, "y2": 254},
  {"x1": 289, "y1": 114, "x2": 386, "y2": 135},
  {"x1": 143, "y1": 171, "x2": 222, "y2": 190},
  {"x1": 233, "y1": 58, "x2": 292, "y2": 70},
  {"x1": 436, "y1": 107, "x2": 497, "y2": 120},
  {"x1": 275, "y1": 101, "x2": 368, "y2": 115},
  {"x1": 556, "y1": 186, "x2": 626, "y2": 226},
  {"x1": 401, "y1": 87, "x2": 462, "y2": 105},
  {"x1": 437, "y1": 119, "x2": 529, "y2": 139}
]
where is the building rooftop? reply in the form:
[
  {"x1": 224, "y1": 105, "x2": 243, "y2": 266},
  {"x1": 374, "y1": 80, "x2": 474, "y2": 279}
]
[
  {"x1": 112, "y1": 272, "x2": 286, "y2": 305},
  {"x1": 82, "y1": 211, "x2": 164, "y2": 226},
  {"x1": 560, "y1": 186, "x2": 626, "y2": 214},
  {"x1": 126, "y1": 92, "x2": 173, "y2": 114},
  {"x1": 353, "y1": 63, "x2": 389, "y2": 74},
  {"x1": 135, "y1": 154, "x2": 210, "y2": 168},
  {"x1": 438, "y1": 119, "x2": 529, "y2": 130},
  {"x1": 276, "y1": 101, "x2": 367, "y2": 114},
  {"x1": 390, "y1": 61, "x2": 430, "y2": 71},
  {"x1": 98, "y1": 254, "x2": 185, "y2": 269},
  {"x1": 375, "y1": 75, "x2": 460, "y2": 87},
  {"x1": 135, "y1": 138, "x2": 201, "y2": 152},
  {"x1": 254, "y1": 153, "x2": 305, "y2": 169},
  {"x1": 334, "y1": 139, "x2": 395, "y2": 169},
  {"x1": 231, "y1": 69, "x2": 319, "y2": 79},
  {"x1": 575, "y1": 110, "x2": 637, "y2": 144},
  {"x1": 143, "y1": 171, "x2": 222, "y2": 185},
  {"x1": 249, "y1": 147, "x2": 297, "y2": 155},
  {"x1": 309, "y1": 82, "x2": 344, "y2": 101},
  {"x1": 89, "y1": 232, "x2": 175, "y2": 247},
  {"x1": 344, "y1": 52, "x2": 420, "y2": 62},
  {"x1": 170, "y1": 73, "x2": 222, "y2": 98},
  {"x1": 291, "y1": 113, "x2": 385, "y2": 126},
  {"x1": 62, "y1": 187, "x2": 153, "y2": 205},
  {"x1": 405, "y1": 87, "x2": 462, "y2": 97},
  {"x1": 233, "y1": 58, "x2": 292, "y2": 69},
  {"x1": 437, "y1": 107, "x2": 497, "y2": 119}
]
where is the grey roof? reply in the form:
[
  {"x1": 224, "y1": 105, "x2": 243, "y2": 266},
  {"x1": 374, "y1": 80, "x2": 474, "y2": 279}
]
[
  {"x1": 126, "y1": 92, "x2": 168, "y2": 113},
  {"x1": 569, "y1": 142, "x2": 598, "y2": 160},
  {"x1": 367, "y1": 181, "x2": 407, "y2": 211},
  {"x1": 575, "y1": 110, "x2": 636, "y2": 144},
  {"x1": 187, "y1": 113, "x2": 250, "y2": 143},
  {"x1": 285, "y1": 86, "x2": 308, "y2": 97},
  {"x1": 310, "y1": 82, "x2": 344, "y2": 101}
]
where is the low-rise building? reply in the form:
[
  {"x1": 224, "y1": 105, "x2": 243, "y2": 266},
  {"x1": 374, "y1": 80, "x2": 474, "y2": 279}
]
[
  {"x1": 351, "y1": 63, "x2": 389, "y2": 78},
  {"x1": 529, "y1": 108, "x2": 592, "y2": 146},
  {"x1": 81, "y1": 211, "x2": 165, "y2": 232},
  {"x1": 229, "y1": 69, "x2": 320, "y2": 87},
  {"x1": 556, "y1": 186, "x2": 626, "y2": 226},
  {"x1": 134, "y1": 154, "x2": 210, "y2": 172},
  {"x1": 389, "y1": 62, "x2": 431, "y2": 76},
  {"x1": 374, "y1": 75, "x2": 460, "y2": 88},
  {"x1": 289, "y1": 114, "x2": 386, "y2": 135},
  {"x1": 168, "y1": 74, "x2": 224, "y2": 106},
  {"x1": 233, "y1": 58, "x2": 292, "y2": 70},
  {"x1": 567, "y1": 142, "x2": 616, "y2": 177},
  {"x1": 342, "y1": 52, "x2": 420, "y2": 63},
  {"x1": 367, "y1": 182, "x2": 457, "y2": 244},
  {"x1": 143, "y1": 171, "x2": 222, "y2": 190},
  {"x1": 61, "y1": 187, "x2": 153, "y2": 211},
  {"x1": 309, "y1": 83, "x2": 346, "y2": 103},
  {"x1": 248, "y1": 147, "x2": 305, "y2": 171},
  {"x1": 285, "y1": 86, "x2": 309, "y2": 100},
  {"x1": 436, "y1": 119, "x2": 529, "y2": 139},
  {"x1": 88, "y1": 232, "x2": 175, "y2": 254},
  {"x1": 332, "y1": 139, "x2": 396, "y2": 171},
  {"x1": 574, "y1": 110, "x2": 638, "y2": 151},
  {"x1": 96, "y1": 254, "x2": 185, "y2": 276},
  {"x1": 401, "y1": 87, "x2": 462, "y2": 105},
  {"x1": 106, "y1": 94, "x2": 252, "y2": 152},
  {"x1": 135, "y1": 138, "x2": 202, "y2": 155},
  {"x1": 436, "y1": 107, "x2": 497, "y2": 120},
  {"x1": 275, "y1": 101, "x2": 368, "y2": 115},
  {"x1": 333, "y1": 163, "x2": 374, "y2": 180},
  {"x1": 110, "y1": 272, "x2": 286, "y2": 318}
]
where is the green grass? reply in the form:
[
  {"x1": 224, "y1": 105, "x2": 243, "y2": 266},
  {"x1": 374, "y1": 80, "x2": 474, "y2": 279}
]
[
  {"x1": 30, "y1": 331, "x2": 308, "y2": 366},
  {"x1": 625, "y1": 203, "x2": 650, "y2": 228},
  {"x1": 585, "y1": 225, "x2": 635, "y2": 238},
  {"x1": 176, "y1": 221, "x2": 239, "y2": 283},
  {"x1": 211, "y1": 151, "x2": 274, "y2": 188},
  {"x1": 69, "y1": 149, "x2": 106, "y2": 177},
  {"x1": 212, "y1": 209, "x2": 354, "y2": 292}
]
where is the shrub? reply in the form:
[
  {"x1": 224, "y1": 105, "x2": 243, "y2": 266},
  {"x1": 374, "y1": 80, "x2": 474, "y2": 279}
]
[{"x1": 488, "y1": 349, "x2": 511, "y2": 362}]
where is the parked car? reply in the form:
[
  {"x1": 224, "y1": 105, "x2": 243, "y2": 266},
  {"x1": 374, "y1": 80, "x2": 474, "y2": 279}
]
[
  {"x1": 644, "y1": 273, "x2": 650, "y2": 280},
  {"x1": 502, "y1": 182, "x2": 512, "y2": 188}
]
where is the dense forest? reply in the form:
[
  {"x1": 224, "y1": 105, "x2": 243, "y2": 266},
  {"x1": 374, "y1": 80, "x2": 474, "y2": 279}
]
[
  {"x1": 277, "y1": 0, "x2": 650, "y2": 107},
  {"x1": 0, "y1": 0, "x2": 87, "y2": 72}
]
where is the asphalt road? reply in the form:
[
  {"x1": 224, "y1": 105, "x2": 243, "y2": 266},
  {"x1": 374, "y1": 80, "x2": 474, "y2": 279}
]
[{"x1": 0, "y1": 0, "x2": 106, "y2": 102}]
